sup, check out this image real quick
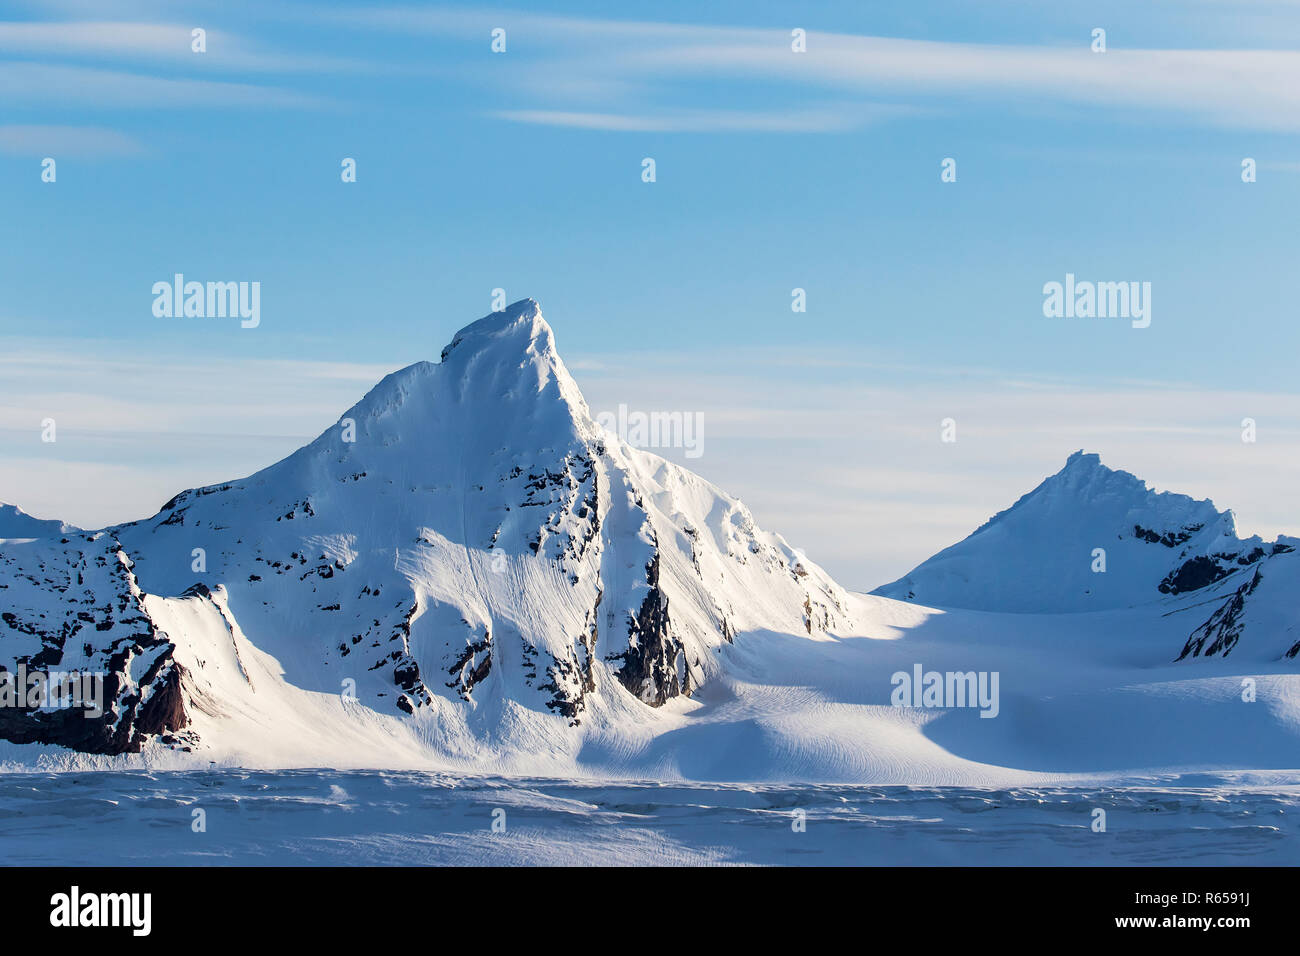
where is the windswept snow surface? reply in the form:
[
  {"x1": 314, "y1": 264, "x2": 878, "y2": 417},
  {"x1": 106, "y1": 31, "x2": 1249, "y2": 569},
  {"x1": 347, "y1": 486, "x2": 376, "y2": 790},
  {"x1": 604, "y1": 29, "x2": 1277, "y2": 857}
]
[
  {"x1": 0, "y1": 768, "x2": 1297, "y2": 866},
  {"x1": 2, "y1": 300, "x2": 1299, "y2": 795}
]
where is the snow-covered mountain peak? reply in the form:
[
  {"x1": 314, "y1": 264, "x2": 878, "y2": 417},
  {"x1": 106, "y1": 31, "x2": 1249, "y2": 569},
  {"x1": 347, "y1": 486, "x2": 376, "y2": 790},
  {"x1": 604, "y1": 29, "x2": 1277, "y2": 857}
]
[
  {"x1": 439, "y1": 297, "x2": 553, "y2": 363},
  {"x1": 0, "y1": 299, "x2": 857, "y2": 758},
  {"x1": 1061, "y1": 448, "x2": 1104, "y2": 473},
  {"x1": 877, "y1": 450, "x2": 1291, "y2": 613},
  {"x1": 976, "y1": 450, "x2": 1225, "y2": 536},
  {"x1": 257, "y1": 299, "x2": 596, "y2": 495},
  {"x1": 1048, "y1": 449, "x2": 1143, "y2": 493},
  {"x1": 1028, "y1": 449, "x2": 1210, "y2": 507},
  {"x1": 435, "y1": 298, "x2": 583, "y2": 408}
]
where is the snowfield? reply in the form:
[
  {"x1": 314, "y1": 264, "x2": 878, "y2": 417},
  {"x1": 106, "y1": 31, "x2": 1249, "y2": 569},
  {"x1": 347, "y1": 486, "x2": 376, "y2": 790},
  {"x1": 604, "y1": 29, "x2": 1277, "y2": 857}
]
[
  {"x1": 0, "y1": 768, "x2": 1296, "y2": 866},
  {"x1": 1, "y1": 299, "x2": 1298, "y2": 807}
]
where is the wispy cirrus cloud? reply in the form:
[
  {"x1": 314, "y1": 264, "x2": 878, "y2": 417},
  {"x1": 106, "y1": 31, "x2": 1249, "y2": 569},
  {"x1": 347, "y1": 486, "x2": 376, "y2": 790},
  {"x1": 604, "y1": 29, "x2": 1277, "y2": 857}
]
[
  {"x1": 13, "y1": 6, "x2": 1300, "y2": 130},
  {"x1": 326, "y1": 6, "x2": 1300, "y2": 132},
  {"x1": 0, "y1": 124, "x2": 143, "y2": 156},
  {"x1": 0, "y1": 20, "x2": 374, "y2": 73},
  {"x1": 491, "y1": 103, "x2": 913, "y2": 133},
  {"x1": 0, "y1": 61, "x2": 325, "y2": 109}
]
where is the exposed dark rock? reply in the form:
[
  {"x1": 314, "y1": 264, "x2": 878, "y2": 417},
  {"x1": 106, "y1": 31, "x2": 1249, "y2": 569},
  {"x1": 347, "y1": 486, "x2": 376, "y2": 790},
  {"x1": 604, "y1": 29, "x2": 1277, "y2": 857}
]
[
  {"x1": 1159, "y1": 556, "x2": 1233, "y2": 595},
  {"x1": 1134, "y1": 523, "x2": 1202, "y2": 548},
  {"x1": 0, "y1": 534, "x2": 190, "y2": 753},
  {"x1": 446, "y1": 632, "x2": 492, "y2": 700},
  {"x1": 1178, "y1": 568, "x2": 1263, "y2": 659},
  {"x1": 608, "y1": 554, "x2": 687, "y2": 706},
  {"x1": 541, "y1": 591, "x2": 601, "y2": 724}
]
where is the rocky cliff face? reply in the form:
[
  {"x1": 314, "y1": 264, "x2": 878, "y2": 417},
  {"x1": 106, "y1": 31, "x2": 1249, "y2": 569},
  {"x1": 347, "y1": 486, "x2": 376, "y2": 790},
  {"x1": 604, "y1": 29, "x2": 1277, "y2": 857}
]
[
  {"x1": 1176, "y1": 548, "x2": 1300, "y2": 662},
  {"x1": 0, "y1": 532, "x2": 190, "y2": 753}
]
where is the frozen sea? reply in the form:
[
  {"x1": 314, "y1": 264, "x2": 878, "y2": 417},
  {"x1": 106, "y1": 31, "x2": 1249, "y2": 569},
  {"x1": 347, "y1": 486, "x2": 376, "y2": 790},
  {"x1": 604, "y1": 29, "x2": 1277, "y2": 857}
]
[{"x1": 1, "y1": 769, "x2": 1297, "y2": 865}]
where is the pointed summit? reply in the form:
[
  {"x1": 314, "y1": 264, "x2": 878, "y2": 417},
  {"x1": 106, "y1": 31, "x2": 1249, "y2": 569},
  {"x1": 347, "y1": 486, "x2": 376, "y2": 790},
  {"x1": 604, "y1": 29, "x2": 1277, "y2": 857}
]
[
  {"x1": 1059, "y1": 449, "x2": 1104, "y2": 476},
  {"x1": 972, "y1": 451, "x2": 1220, "y2": 538},
  {"x1": 420, "y1": 297, "x2": 590, "y2": 437},
  {"x1": 439, "y1": 298, "x2": 555, "y2": 363},
  {"x1": 259, "y1": 298, "x2": 593, "y2": 485}
]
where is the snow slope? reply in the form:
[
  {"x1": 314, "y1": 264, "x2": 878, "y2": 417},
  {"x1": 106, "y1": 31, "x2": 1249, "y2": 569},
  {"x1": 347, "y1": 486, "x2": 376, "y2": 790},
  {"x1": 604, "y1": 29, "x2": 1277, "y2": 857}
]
[{"x1": 1, "y1": 300, "x2": 1298, "y2": 785}]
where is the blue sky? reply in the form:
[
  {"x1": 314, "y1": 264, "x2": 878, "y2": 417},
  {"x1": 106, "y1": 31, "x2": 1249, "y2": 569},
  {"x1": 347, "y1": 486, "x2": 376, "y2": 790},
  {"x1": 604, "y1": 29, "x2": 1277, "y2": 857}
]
[{"x1": 3, "y1": 0, "x2": 1300, "y2": 587}]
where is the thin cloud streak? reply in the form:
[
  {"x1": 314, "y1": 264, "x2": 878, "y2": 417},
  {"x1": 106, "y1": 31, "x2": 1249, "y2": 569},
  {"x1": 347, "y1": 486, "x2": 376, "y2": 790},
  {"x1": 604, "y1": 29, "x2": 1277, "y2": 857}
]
[
  {"x1": 331, "y1": 6, "x2": 1300, "y2": 131},
  {"x1": 0, "y1": 61, "x2": 326, "y2": 109},
  {"x1": 0, "y1": 21, "x2": 373, "y2": 73},
  {"x1": 491, "y1": 105, "x2": 905, "y2": 133},
  {"x1": 0, "y1": 124, "x2": 143, "y2": 156}
]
